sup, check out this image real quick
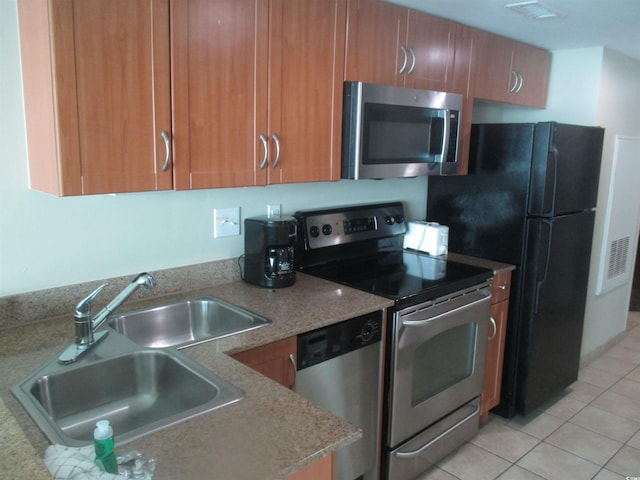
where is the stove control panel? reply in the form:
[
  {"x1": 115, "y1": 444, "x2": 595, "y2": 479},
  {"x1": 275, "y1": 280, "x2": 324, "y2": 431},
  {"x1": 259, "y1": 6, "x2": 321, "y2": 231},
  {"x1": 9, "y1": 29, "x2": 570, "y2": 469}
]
[{"x1": 295, "y1": 202, "x2": 406, "y2": 250}]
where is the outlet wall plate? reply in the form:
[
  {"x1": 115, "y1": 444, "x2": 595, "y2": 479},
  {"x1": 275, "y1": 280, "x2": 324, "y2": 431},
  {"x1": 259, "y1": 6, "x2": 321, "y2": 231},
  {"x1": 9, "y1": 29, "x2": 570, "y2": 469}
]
[
  {"x1": 267, "y1": 204, "x2": 281, "y2": 218},
  {"x1": 213, "y1": 208, "x2": 240, "y2": 237}
]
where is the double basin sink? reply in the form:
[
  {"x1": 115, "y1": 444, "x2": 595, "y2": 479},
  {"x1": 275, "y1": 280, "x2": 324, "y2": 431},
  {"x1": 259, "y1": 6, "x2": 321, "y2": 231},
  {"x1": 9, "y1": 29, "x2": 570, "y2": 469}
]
[{"x1": 12, "y1": 296, "x2": 271, "y2": 447}]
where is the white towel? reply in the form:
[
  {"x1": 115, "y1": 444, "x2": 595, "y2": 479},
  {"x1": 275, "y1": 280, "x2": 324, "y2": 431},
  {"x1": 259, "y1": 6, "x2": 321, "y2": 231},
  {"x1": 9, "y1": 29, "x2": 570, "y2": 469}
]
[{"x1": 44, "y1": 445, "x2": 126, "y2": 480}]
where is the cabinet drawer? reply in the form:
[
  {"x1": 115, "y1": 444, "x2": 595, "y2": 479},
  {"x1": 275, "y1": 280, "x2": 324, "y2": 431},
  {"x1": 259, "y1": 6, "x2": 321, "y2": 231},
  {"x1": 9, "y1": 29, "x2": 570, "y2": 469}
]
[{"x1": 491, "y1": 270, "x2": 512, "y2": 304}]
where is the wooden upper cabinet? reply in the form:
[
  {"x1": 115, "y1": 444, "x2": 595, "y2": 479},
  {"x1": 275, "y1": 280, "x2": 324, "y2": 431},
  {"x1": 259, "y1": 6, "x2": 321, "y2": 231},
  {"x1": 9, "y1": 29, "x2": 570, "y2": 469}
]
[
  {"x1": 345, "y1": 0, "x2": 455, "y2": 91},
  {"x1": 472, "y1": 30, "x2": 550, "y2": 108},
  {"x1": 450, "y1": 24, "x2": 476, "y2": 175},
  {"x1": 172, "y1": 0, "x2": 345, "y2": 189},
  {"x1": 404, "y1": 11, "x2": 456, "y2": 91},
  {"x1": 267, "y1": 0, "x2": 346, "y2": 185},
  {"x1": 511, "y1": 42, "x2": 551, "y2": 108},
  {"x1": 171, "y1": 0, "x2": 268, "y2": 189},
  {"x1": 18, "y1": 0, "x2": 172, "y2": 196},
  {"x1": 344, "y1": 0, "x2": 407, "y2": 86}
]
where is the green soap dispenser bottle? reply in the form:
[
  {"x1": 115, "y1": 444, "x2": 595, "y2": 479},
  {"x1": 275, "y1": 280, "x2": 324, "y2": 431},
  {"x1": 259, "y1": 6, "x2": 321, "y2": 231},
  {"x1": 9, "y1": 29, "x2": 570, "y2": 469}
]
[{"x1": 94, "y1": 420, "x2": 118, "y2": 474}]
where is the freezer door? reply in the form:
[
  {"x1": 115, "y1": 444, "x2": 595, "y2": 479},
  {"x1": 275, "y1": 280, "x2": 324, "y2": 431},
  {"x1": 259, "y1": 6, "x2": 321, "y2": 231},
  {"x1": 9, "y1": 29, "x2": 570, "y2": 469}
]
[
  {"x1": 427, "y1": 123, "x2": 535, "y2": 265},
  {"x1": 529, "y1": 123, "x2": 604, "y2": 217},
  {"x1": 516, "y1": 210, "x2": 595, "y2": 414}
]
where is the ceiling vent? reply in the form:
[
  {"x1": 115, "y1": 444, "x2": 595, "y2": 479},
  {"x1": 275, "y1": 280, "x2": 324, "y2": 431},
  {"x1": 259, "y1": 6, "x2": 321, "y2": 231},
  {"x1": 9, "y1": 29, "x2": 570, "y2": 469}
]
[{"x1": 505, "y1": 1, "x2": 564, "y2": 19}]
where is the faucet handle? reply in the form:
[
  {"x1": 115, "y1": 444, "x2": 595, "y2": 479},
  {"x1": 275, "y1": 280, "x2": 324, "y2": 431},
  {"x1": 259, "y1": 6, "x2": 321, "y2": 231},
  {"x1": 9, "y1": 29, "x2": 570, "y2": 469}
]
[{"x1": 75, "y1": 282, "x2": 109, "y2": 318}]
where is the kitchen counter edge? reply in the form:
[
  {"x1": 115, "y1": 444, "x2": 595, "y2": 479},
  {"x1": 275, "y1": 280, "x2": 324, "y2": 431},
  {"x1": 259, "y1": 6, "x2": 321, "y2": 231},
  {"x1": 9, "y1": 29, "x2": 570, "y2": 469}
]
[{"x1": 0, "y1": 272, "x2": 393, "y2": 480}]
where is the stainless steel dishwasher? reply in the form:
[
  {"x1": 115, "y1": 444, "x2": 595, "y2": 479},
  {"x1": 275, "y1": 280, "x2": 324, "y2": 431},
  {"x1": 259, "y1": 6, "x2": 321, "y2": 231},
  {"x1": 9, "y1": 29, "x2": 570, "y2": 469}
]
[{"x1": 296, "y1": 310, "x2": 384, "y2": 480}]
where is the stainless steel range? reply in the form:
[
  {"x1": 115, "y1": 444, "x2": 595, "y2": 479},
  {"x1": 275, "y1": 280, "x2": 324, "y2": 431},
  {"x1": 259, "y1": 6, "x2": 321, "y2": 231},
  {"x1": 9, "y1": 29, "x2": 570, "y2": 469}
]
[{"x1": 295, "y1": 202, "x2": 492, "y2": 480}]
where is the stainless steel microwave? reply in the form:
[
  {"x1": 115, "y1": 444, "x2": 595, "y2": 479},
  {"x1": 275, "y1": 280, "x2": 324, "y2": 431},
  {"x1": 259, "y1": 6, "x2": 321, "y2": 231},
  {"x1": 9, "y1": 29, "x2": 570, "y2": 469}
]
[{"x1": 341, "y1": 81, "x2": 463, "y2": 179}]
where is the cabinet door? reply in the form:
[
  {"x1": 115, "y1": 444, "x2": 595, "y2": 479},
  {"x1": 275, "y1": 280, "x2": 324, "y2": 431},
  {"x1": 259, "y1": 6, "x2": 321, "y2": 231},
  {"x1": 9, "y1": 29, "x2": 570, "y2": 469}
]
[
  {"x1": 480, "y1": 299, "x2": 509, "y2": 423},
  {"x1": 511, "y1": 42, "x2": 551, "y2": 108},
  {"x1": 231, "y1": 337, "x2": 297, "y2": 389},
  {"x1": 20, "y1": 0, "x2": 172, "y2": 195},
  {"x1": 171, "y1": 0, "x2": 269, "y2": 189},
  {"x1": 285, "y1": 453, "x2": 334, "y2": 480},
  {"x1": 267, "y1": 0, "x2": 346, "y2": 184},
  {"x1": 471, "y1": 30, "x2": 514, "y2": 103},
  {"x1": 450, "y1": 24, "x2": 475, "y2": 174},
  {"x1": 344, "y1": 0, "x2": 407, "y2": 86},
  {"x1": 404, "y1": 12, "x2": 455, "y2": 91}
]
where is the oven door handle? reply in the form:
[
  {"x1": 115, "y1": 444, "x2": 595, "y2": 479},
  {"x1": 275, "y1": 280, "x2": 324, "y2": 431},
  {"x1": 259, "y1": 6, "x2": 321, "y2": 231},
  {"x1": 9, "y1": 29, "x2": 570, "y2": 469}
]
[
  {"x1": 401, "y1": 294, "x2": 488, "y2": 327},
  {"x1": 394, "y1": 401, "x2": 479, "y2": 458}
]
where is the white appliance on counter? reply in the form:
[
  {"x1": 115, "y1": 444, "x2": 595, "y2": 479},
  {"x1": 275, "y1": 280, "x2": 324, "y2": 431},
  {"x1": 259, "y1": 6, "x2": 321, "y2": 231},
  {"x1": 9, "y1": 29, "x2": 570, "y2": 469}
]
[{"x1": 403, "y1": 221, "x2": 449, "y2": 256}]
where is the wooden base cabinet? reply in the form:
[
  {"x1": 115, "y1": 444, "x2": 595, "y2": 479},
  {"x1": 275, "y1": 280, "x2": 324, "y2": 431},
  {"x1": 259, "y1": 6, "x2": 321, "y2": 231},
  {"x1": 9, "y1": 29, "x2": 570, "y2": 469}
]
[
  {"x1": 286, "y1": 453, "x2": 334, "y2": 480},
  {"x1": 480, "y1": 269, "x2": 512, "y2": 424},
  {"x1": 231, "y1": 336, "x2": 297, "y2": 390},
  {"x1": 233, "y1": 337, "x2": 335, "y2": 479}
]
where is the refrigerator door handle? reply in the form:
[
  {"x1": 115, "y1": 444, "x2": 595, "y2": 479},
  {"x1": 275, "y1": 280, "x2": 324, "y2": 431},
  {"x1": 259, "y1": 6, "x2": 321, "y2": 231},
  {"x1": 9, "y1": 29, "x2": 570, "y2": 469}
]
[
  {"x1": 534, "y1": 219, "x2": 553, "y2": 314},
  {"x1": 543, "y1": 146, "x2": 559, "y2": 216}
]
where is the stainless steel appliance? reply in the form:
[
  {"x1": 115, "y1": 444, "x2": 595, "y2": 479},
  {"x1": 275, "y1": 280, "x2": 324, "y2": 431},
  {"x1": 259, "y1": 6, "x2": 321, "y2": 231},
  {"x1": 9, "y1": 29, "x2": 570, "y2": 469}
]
[
  {"x1": 428, "y1": 122, "x2": 604, "y2": 416},
  {"x1": 243, "y1": 215, "x2": 297, "y2": 288},
  {"x1": 295, "y1": 202, "x2": 492, "y2": 480},
  {"x1": 296, "y1": 311, "x2": 383, "y2": 480},
  {"x1": 341, "y1": 82, "x2": 463, "y2": 179}
]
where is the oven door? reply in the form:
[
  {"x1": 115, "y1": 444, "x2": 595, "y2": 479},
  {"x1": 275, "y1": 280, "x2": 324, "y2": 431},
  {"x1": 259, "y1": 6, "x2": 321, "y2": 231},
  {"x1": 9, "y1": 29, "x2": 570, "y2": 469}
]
[{"x1": 387, "y1": 284, "x2": 491, "y2": 448}]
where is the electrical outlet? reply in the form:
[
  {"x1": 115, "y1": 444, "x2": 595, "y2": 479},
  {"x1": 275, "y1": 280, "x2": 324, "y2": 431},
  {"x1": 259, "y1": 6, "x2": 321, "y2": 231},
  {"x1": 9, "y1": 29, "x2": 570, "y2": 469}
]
[
  {"x1": 267, "y1": 204, "x2": 281, "y2": 218},
  {"x1": 213, "y1": 208, "x2": 241, "y2": 238}
]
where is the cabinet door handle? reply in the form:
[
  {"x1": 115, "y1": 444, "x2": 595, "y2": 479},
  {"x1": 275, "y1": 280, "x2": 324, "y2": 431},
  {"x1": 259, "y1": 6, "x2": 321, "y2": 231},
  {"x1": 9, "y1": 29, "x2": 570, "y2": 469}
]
[
  {"x1": 399, "y1": 45, "x2": 408, "y2": 74},
  {"x1": 407, "y1": 46, "x2": 416, "y2": 75},
  {"x1": 271, "y1": 133, "x2": 281, "y2": 168},
  {"x1": 259, "y1": 134, "x2": 269, "y2": 169},
  {"x1": 160, "y1": 130, "x2": 171, "y2": 172},
  {"x1": 515, "y1": 71, "x2": 524, "y2": 93},
  {"x1": 499, "y1": 284, "x2": 507, "y2": 291},
  {"x1": 488, "y1": 316, "x2": 497, "y2": 341},
  {"x1": 509, "y1": 70, "x2": 519, "y2": 93},
  {"x1": 288, "y1": 353, "x2": 297, "y2": 390}
]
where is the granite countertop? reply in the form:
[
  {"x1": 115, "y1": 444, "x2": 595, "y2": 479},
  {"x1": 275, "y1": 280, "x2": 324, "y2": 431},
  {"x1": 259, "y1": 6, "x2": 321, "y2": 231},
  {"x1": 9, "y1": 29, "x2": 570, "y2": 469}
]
[
  {"x1": 446, "y1": 252, "x2": 516, "y2": 274},
  {"x1": 0, "y1": 272, "x2": 393, "y2": 480}
]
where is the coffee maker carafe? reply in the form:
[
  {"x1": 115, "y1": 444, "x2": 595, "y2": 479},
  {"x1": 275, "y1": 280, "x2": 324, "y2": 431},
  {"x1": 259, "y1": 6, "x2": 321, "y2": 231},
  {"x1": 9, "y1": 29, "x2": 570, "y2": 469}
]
[{"x1": 244, "y1": 215, "x2": 297, "y2": 288}]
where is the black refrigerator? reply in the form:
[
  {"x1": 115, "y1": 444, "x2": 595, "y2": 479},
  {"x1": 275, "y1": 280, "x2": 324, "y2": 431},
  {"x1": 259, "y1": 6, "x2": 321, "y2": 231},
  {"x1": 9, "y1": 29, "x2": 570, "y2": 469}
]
[{"x1": 427, "y1": 122, "x2": 604, "y2": 417}]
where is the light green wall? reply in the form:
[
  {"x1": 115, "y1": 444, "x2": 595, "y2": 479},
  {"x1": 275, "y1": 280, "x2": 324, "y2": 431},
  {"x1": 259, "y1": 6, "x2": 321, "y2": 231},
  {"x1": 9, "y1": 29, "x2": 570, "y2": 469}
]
[
  {"x1": 581, "y1": 48, "x2": 640, "y2": 357},
  {"x1": 0, "y1": 1, "x2": 428, "y2": 295}
]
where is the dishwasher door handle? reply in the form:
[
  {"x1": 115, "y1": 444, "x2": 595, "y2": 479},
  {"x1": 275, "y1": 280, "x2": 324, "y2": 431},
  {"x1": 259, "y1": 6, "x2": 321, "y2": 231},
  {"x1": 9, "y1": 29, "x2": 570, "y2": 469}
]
[{"x1": 288, "y1": 353, "x2": 296, "y2": 390}]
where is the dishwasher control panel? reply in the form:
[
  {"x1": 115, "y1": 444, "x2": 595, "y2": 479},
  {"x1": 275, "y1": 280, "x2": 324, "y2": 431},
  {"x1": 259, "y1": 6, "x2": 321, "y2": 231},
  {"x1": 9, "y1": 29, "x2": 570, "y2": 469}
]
[{"x1": 297, "y1": 310, "x2": 383, "y2": 370}]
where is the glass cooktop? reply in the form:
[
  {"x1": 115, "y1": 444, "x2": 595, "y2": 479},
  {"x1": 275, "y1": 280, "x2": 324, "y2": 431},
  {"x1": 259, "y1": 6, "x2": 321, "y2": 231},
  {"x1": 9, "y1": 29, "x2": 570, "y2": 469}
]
[{"x1": 303, "y1": 250, "x2": 492, "y2": 309}]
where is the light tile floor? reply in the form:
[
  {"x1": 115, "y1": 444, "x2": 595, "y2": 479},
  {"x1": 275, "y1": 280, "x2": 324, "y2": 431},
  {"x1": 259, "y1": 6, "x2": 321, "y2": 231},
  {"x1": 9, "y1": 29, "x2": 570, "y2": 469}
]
[{"x1": 420, "y1": 311, "x2": 640, "y2": 480}]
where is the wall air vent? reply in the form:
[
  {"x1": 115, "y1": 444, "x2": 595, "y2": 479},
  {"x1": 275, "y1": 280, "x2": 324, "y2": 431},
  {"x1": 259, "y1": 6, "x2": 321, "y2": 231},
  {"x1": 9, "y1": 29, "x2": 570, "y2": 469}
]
[
  {"x1": 505, "y1": 1, "x2": 564, "y2": 19},
  {"x1": 607, "y1": 236, "x2": 630, "y2": 280},
  {"x1": 596, "y1": 136, "x2": 640, "y2": 296}
]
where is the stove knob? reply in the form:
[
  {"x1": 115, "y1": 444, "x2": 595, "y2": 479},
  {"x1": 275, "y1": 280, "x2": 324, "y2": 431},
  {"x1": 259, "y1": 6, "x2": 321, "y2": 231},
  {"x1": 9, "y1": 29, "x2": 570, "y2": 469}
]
[
  {"x1": 309, "y1": 226, "x2": 320, "y2": 237},
  {"x1": 395, "y1": 215, "x2": 405, "y2": 224},
  {"x1": 322, "y1": 224, "x2": 333, "y2": 235},
  {"x1": 385, "y1": 216, "x2": 395, "y2": 225}
]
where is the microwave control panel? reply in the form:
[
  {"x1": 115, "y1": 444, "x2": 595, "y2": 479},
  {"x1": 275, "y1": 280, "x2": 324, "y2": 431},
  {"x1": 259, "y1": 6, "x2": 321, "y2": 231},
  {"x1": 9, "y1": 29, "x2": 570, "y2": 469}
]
[{"x1": 295, "y1": 202, "x2": 406, "y2": 250}]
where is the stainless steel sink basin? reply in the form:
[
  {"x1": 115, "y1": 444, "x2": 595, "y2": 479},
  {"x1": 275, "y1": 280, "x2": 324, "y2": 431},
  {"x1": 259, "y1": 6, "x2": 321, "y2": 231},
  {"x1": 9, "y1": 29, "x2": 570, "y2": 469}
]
[
  {"x1": 109, "y1": 296, "x2": 271, "y2": 349},
  {"x1": 12, "y1": 348, "x2": 243, "y2": 447}
]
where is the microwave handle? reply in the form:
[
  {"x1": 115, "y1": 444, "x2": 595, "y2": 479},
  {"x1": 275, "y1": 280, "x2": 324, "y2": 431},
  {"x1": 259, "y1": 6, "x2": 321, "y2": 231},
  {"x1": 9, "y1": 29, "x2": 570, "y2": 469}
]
[{"x1": 439, "y1": 109, "x2": 450, "y2": 163}]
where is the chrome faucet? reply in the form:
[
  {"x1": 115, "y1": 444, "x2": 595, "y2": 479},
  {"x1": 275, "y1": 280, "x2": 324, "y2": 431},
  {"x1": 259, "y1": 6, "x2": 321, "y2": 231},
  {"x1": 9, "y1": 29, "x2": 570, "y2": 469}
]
[{"x1": 58, "y1": 273, "x2": 156, "y2": 364}]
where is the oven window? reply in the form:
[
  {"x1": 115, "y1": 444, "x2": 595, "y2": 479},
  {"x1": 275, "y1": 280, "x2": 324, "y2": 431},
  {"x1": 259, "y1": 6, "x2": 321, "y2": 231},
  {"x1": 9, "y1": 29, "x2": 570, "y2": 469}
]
[
  {"x1": 411, "y1": 323, "x2": 477, "y2": 406},
  {"x1": 362, "y1": 103, "x2": 444, "y2": 164}
]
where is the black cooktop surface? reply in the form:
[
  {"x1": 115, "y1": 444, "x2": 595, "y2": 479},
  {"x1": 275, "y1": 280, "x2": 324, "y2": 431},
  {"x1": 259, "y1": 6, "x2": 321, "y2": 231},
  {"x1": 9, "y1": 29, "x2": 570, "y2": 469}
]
[{"x1": 302, "y1": 249, "x2": 492, "y2": 309}]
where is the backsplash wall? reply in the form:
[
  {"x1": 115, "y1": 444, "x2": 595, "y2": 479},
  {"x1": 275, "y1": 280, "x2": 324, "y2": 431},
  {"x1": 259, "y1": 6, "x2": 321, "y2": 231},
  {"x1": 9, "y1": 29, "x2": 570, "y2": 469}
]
[{"x1": 0, "y1": 0, "x2": 428, "y2": 296}]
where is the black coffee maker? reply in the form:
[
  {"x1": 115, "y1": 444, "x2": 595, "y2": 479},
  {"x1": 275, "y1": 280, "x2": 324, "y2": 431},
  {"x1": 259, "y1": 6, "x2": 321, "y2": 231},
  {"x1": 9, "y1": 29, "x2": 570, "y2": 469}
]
[{"x1": 244, "y1": 215, "x2": 297, "y2": 288}]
